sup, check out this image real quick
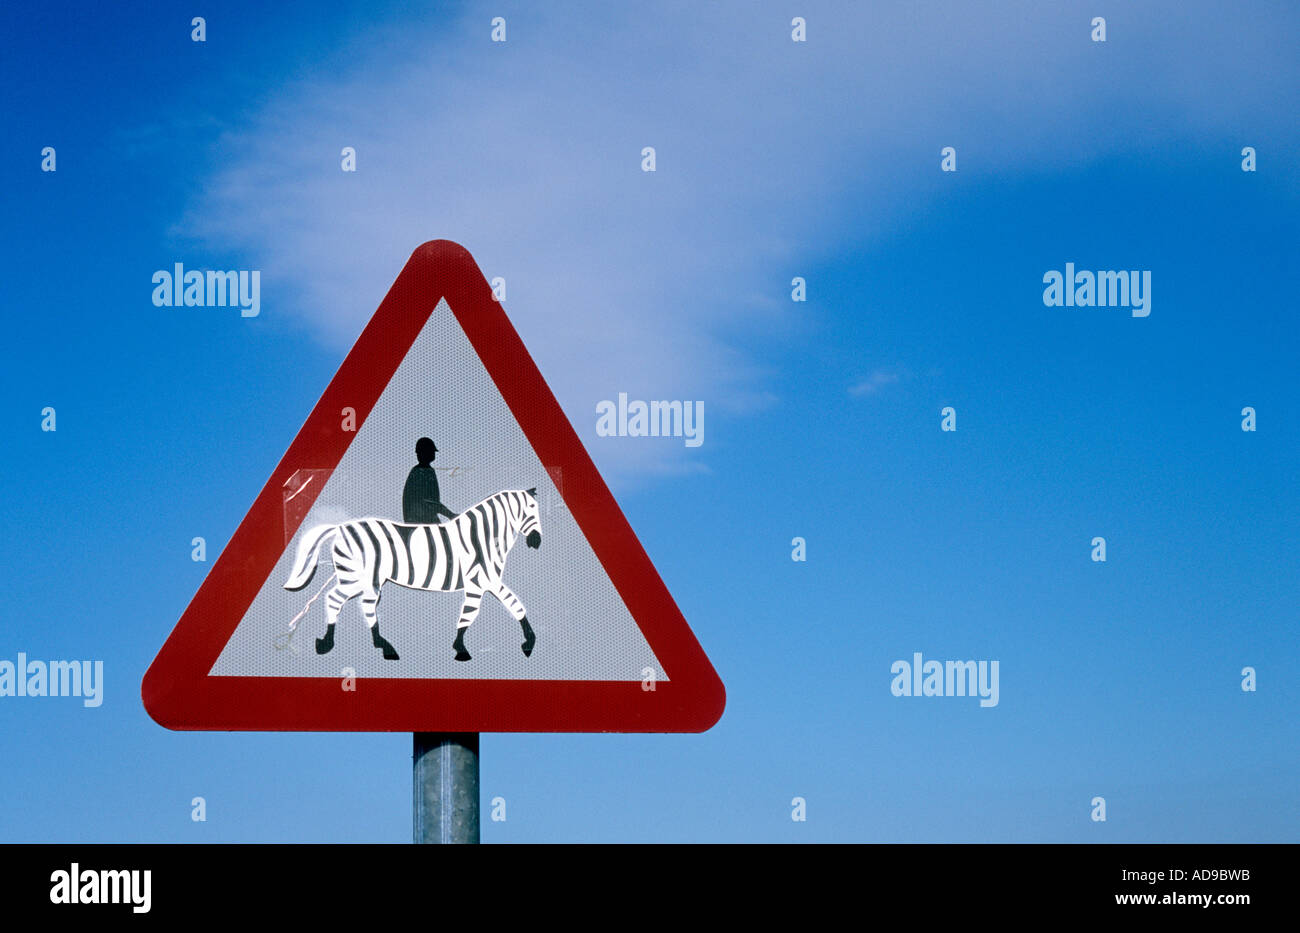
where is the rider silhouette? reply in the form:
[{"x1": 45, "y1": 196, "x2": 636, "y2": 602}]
[{"x1": 402, "y1": 437, "x2": 457, "y2": 524}]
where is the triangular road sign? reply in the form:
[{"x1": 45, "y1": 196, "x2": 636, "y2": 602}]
[{"x1": 143, "y1": 240, "x2": 725, "y2": 732}]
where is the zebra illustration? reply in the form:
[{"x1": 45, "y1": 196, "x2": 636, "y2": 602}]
[{"x1": 283, "y1": 488, "x2": 542, "y2": 662}]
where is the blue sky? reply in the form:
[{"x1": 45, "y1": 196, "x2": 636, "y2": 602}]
[{"x1": 2, "y1": 0, "x2": 1297, "y2": 841}]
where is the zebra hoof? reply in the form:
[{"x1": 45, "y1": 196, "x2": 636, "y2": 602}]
[
  {"x1": 454, "y1": 648, "x2": 472, "y2": 662},
  {"x1": 381, "y1": 648, "x2": 400, "y2": 661},
  {"x1": 315, "y1": 631, "x2": 334, "y2": 655},
  {"x1": 520, "y1": 618, "x2": 536, "y2": 657}
]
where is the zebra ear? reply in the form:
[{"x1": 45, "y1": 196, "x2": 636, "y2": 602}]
[{"x1": 526, "y1": 487, "x2": 537, "y2": 498}]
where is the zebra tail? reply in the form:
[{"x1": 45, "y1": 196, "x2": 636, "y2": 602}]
[{"x1": 283, "y1": 523, "x2": 337, "y2": 591}]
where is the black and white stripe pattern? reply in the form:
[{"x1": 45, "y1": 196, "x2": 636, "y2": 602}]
[{"x1": 285, "y1": 488, "x2": 541, "y2": 635}]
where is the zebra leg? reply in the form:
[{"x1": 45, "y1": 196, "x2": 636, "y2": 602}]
[
  {"x1": 320, "y1": 533, "x2": 366, "y2": 655},
  {"x1": 519, "y1": 618, "x2": 535, "y2": 657},
  {"x1": 360, "y1": 591, "x2": 400, "y2": 661},
  {"x1": 370, "y1": 623, "x2": 399, "y2": 661},
  {"x1": 491, "y1": 580, "x2": 535, "y2": 657},
  {"x1": 451, "y1": 583, "x2": 485, "y2": 662},
  {"x1": 316, "y1": 580, "x2": 354, "y2": 655}
]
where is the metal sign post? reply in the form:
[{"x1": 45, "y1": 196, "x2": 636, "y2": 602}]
[{"x1": 413, "y1": 732, "x2": 479, "y2": 844}]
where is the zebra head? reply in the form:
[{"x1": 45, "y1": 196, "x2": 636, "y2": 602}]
[{"x1": 520, "y1": 487, "x2": 542, "y2": 549}]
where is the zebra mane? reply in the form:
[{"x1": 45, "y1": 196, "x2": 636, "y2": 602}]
[{"x1": 462, "y1": 489, "x2": 534, "y2": 527}]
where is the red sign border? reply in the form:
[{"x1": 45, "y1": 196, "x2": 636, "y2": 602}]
[{"x1": 142, "y1": 240, "x2": 725, "y2": 732}]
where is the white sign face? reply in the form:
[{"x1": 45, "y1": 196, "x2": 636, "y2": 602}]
[{"x1": 210, "y1": 298, "x2": 665, "y2": 682}]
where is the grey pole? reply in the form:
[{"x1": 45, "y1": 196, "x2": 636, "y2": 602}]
[{"x1": 413, "y1": 732, "x2": 480, "y2": 844}]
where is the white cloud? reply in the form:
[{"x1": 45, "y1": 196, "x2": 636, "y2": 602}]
[
  {"x1": 174, "y1": 1, "x2": 1299, "y2": 482},
  {"x1": 849, "y1": 370, "x2": 904, "y2": 397}
]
